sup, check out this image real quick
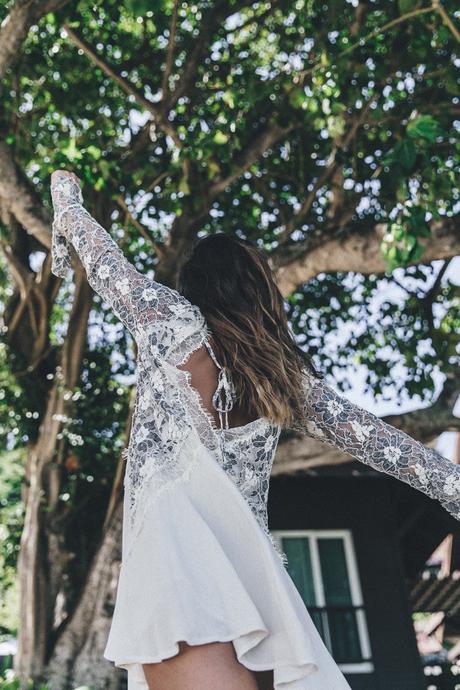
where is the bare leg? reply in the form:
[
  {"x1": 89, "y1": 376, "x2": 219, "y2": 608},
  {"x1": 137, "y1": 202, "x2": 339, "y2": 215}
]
[{"x1": 142, "y1": 641, "x2": 259, "y2": 690}]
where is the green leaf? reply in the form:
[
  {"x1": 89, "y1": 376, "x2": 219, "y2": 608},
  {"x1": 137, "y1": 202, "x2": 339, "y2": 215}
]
[
  {"x1": 86, "y1": 145, "x2": 102, "y2": 160},
  {"x1": 124, "y1": 0, "x2": 151, "y2": 16},
  {"x1": 222, "y1": 91, "x2": 235, "y2": 109},
  {"x1": 288, "y1": 87, "x2": 307, "y2": 109},
  {"x1": 407, "y1": 241, "x2": 426, "y2": 263},
  {"x1": 392, "y1": 225, "x2": 405, "y2": 241},
  {"x1": 61, "y1": 137, "x2": 82, "y2": 163},
  {"x1": 327, "y1": 115, "x2": 345, "y2": 138},
  {"x1": 407, "y1": 206, "x2": 431, "y2": 237},
  {"x1": 407, "y1": 115, "x2": 442, "y2": 142},
  {"x1": 395, "y1": 139, "x2": 416, "y2": 170},
  {"x1": 206, "y1": 157, "x2": 221, "y2": 178},
  {"x1": 213, "y1": 131, "x2": 229, "y2": 145},
  {"x1": 98, "y1": 160, "x2": 111, "y2": 180}
]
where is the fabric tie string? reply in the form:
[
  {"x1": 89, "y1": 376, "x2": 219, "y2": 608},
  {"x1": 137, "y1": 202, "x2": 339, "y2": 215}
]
[{"x1": 212, "y1": 367, "x2": 235, "y2": 430}]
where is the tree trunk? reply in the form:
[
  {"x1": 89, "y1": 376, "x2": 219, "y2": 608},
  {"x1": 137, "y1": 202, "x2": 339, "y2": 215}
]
[
  {"x1": 45, "y1": 500, "x2": 124, "y2": 690},
  {"x1": 14, "y1": 271, "x2": 93, "y2": 687}
]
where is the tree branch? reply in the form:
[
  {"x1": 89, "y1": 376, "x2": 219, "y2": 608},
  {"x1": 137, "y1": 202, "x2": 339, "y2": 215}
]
[
  {"x1": 0, "y1": 0, "x2": 71, "y2": 79},
  {"x1": 163, "y1": 0, "x2": 254, "y2": 110},
  {"x1": 153, "y1": 119, "x2": 296, "y2": 284},
  {"x1": 276, "y1": 94, "x2": 378, "y2": 245},
  {"x1": 62, "y1": 24, "x2": 182, "y2": 148},
  {"x1": 292, "y1": 5, "x2": 435, "y2": 88},
  {"x1": 0, "y1": 238, "x2": 31, "y2": 297},
  {"x1": 433, "y1": 0, "x2": 460, "y2": 45},
  {"x1": 419, "y1": 258, "x2": 452, "y2": 331},
  {"x1": 161, "y1": 0, "x2": 180, "y2": 103},
  {"x1": 0, "y1": 142, "x2": 51, "y2": 248},
  {"x1": 271, "y1": 215, "x2": 460, "y2": 295},
  {"x1": 208, "y1": 121, "x2": 295, "y2": 199},
  {"x1": 114, "y1": 195, "x2": 165, "y2": 260}
]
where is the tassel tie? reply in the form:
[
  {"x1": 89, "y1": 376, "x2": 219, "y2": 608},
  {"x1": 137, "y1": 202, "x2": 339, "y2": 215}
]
[
  {"x1": 212, "y1": 367, "x2": 236, "y2": 430},
  {"x1": 203, "y1": 336, "x2": 236, "y2": 431}
]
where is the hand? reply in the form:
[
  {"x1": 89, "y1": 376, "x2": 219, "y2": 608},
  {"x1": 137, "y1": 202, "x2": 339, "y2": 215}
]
[
  {"x1": 51, "y1": 169, "x2": 83, "y2": 208},
  {"x1": 51, "y1": 169, "x2": 81, "y2": 186}
]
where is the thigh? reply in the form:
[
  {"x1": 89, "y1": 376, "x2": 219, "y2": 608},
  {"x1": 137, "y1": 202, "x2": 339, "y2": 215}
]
[{"x1": 142, "y1": 640, "x2": 259, "y2": 690}]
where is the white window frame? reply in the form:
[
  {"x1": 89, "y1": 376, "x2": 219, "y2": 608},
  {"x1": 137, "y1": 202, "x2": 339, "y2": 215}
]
[{"x1": 270, "y1": 529, "x2": 374, "y2": 674}]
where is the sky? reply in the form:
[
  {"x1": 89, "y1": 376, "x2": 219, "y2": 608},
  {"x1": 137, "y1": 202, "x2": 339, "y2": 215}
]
[{"x1": 340, "y1": 257, "x2": 460, "y2": 459}]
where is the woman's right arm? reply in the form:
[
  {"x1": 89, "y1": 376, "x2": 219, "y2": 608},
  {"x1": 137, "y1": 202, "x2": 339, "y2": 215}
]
[{"x1": 290, "y1": 368, "x2": 460, "y2": 520}]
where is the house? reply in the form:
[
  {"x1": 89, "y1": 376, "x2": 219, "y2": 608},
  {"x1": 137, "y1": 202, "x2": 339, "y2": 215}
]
[
  {"x1": 410, "y1": 533, "x2": 460, "y2": 688},
  {"x1": 268, "y1": 458, "x2": 459, "y2": 690}
]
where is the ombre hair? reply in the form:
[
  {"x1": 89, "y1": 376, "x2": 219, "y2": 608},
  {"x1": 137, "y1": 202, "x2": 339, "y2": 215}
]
[{"x1": 176, "y1": 233, "x2": 322, "y2": 429}]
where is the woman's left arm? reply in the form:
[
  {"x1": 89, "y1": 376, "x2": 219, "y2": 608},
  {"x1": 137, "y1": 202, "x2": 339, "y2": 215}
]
[
  {"x1": 50, "y1": 170, "x2": 204, "y2": 344},
  {"x1": 292, "y1": 369, "x2": 460, "y2": 520}
]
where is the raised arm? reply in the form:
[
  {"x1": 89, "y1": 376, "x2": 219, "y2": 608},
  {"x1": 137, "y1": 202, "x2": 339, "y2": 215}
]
[
  {"x1": 292, "y1": 369, "x2": 460, "y2": 520},
  {"x1": 50, "y1": 171, "x2": 204, "y2": 351}
]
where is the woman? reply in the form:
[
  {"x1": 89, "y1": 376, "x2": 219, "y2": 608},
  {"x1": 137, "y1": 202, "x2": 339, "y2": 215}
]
[{"x1": 50, "y1": 170, "x2": 459, "y2": 690}]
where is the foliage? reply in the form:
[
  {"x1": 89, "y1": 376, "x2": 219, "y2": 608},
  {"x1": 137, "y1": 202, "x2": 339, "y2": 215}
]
[
  {"x1": 0, "y1": 671, "x2": 51, "y2": 690},
  {"x1": 0, "y1": 668, "x2": 93, "y2": 689},
  {"x1": 0, "y1": 335, "x2": 132, "y2": 631},
  {"x1": 0, "y1": 449, "x2": 23, "y2": 637},
  {"x1": 288, "y1": 261, "x2": 459, "y2": 399},
  {"x1": 0, "y1": 0, "x2": 458, "y2": 266},
  {"x1": 3, "y1": 0, "x2": 456, "y2": 391}
]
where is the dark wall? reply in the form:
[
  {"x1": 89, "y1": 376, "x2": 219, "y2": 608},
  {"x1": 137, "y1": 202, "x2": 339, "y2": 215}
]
[{"x1": 268, "y1": 474, "x2": 426, "y2": 690}]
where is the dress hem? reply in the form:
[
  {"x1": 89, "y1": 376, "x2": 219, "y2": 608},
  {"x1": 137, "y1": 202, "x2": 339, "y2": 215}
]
[
  {"x1": 103, "y1": 626, "x2": 268, "y2": 666},
  {"x1": 104, "y1": 627, "x2": 320, "y2": 690}
]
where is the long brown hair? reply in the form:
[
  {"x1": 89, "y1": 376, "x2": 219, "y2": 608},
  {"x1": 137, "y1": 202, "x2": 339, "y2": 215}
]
[{"x1": 176, "y1": 233, "x2": 322, "y2": 428}]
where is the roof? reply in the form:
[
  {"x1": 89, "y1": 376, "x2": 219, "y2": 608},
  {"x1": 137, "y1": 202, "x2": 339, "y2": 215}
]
[{"x1": 409, "y1": 571, "x2": 460, "y2": 614}]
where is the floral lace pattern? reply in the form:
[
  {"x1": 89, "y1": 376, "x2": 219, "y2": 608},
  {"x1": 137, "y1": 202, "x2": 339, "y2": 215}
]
[
  {"x1": 50, "y1": 173, "x2": 459, "y2": 570},
  {"x1": 50, "y1": 176, "x2": 205, "y2": 352},
  {"x1": 51, "y1": 175, "x2": 208, "y2": 549},
  {"x1": 291, "y1": 369, "x2": 460, "y2": 521},
  {"x1": 50, "y1": 174, "x2": 287, "y2": 563},
  {"x1": 217, "y1": 422, "x2": 285, "y2": 561}
]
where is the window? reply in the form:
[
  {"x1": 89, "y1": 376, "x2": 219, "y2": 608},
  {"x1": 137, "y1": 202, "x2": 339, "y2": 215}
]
[{"x1": 270, "y1": 530, "x2": 374, "y2": 674}]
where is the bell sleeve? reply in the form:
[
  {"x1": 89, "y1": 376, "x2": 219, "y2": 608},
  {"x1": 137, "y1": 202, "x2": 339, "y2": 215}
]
[
  {"x1": 50, "y1": 172, "x2": 205, "y2": 350},
  {"x1": 291, "y1": 368, "x2": 460, "y2": 520}
]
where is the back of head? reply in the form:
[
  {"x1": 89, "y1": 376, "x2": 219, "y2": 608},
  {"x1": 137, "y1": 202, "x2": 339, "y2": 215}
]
[{"x1": 177, "y1": 232, "x2": 320, "y2": 428}]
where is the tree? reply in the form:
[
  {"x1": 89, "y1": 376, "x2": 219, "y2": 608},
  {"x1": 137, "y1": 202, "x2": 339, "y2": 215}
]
[{"x1": 0, "y1": 0, "x2": 459, "y2": 687}]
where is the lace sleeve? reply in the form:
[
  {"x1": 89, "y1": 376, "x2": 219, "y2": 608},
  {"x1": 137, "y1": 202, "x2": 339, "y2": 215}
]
[
  {"x1": 292, "y1": 369, "x2": 460, "y2": 520},
  {"x1": 50, "y1": 172, "x2": 204, "y2": 348}
]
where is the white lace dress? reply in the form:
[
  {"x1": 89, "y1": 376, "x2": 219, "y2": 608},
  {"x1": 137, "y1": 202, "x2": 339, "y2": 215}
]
[{"x1": 50, "y1": 173, "x2": 460, "y2": 690}]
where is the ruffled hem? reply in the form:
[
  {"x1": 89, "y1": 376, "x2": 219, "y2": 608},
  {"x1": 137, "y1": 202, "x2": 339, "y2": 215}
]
[
  {"x1": 103, "y1": 429, "x2": 351, "y2": 690},
  {"x1": 109, "y1": 637, "x2": 319, "y2": 690}
]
